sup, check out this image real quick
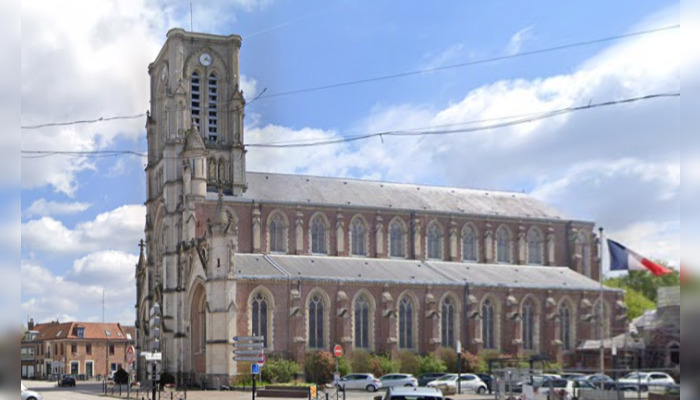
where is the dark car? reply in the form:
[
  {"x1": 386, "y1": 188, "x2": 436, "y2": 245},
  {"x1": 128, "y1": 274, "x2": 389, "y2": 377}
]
[
  {"x1": 58, "y1": 374, "x2": 76, "y2": 387},
  {"x1": 417, "y1": 373, "x2": 447, "y2": 387},
  {"x1": 475, "y1": 373, "x2": 494, "y2": 393}
]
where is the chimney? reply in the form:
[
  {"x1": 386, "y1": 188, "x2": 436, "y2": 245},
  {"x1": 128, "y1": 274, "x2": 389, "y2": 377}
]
[{"x1": 28, "y1": 318, "x2": 35, "y2": 331}]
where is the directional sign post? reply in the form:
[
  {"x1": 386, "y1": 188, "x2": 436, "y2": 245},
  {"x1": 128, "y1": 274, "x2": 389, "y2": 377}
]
[{"x1": 233, "y1": 336, "x2": 265, "y2": 400}]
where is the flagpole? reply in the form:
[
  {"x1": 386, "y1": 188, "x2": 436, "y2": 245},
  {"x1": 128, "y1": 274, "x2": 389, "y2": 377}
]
[{"x1": 598, "y1": 227, "x2": 605, "y2": 374}]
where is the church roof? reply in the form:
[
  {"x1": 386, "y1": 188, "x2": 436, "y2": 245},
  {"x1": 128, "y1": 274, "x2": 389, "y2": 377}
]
[
  {"x1": 232, "y1": 254, "x2": 614, "y2": 291},
  {"x1": 237, "y1": 172, "x2": 570, "y2": 221}
]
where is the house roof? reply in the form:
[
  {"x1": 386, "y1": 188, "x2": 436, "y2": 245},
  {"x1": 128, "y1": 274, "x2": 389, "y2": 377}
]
[
  {"x1": 233, "y1": 253, "x2": 616, "y2": 291},
  {"x1": 577, "y1": 333, "x2": 646, "y2": 351},
  {"x1": 225, "y1": 172, "x2": 572, "y2": 221},
  {"x1": 32, "y1": 322, "x2": 130, "y2": 342}
]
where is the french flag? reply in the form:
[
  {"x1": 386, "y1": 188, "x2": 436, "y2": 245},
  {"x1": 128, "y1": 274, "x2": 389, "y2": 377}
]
[{"x1": 607, "y1": 239, "x2": 672, "y2": 276}]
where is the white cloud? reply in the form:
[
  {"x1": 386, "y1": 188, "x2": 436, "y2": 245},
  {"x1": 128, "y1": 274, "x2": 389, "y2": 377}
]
[
  {"x1": 22, "y1": 204, "x2": 145, "y2": 255},
  {"x1": 419, "y1": 42, "x2": 469, "y2": 70},
  {"x1": 24, "y1": 199, "x2": 91, "y2": 218},
  {"x1": 504, "y1": 26, "x2": 534, "y2": 56}
]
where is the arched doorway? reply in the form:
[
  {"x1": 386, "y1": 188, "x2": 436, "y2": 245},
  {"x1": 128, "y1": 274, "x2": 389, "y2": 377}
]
[{"x1": 190, "y1": 285, "x2": 207, "y2": 378}]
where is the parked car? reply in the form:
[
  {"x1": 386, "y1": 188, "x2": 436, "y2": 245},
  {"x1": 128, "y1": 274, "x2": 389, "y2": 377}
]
[
  {"x1": 380, "y1": 374, "x2": 418, "y2": 388},
  {"x1": 618, "y1": 372, "x2": 676, "y2": 390},
  {"x1": 375, "y1": 386, "x2": 448, "y2": 400},
  {"x1": 560, "y1": 372, "x2": 586, "y2": 380},
  {"x1": 533, "y1": 379, "x2": 575, "y2": 400},
  {"x1": 336, "y1": 373, "x2": 382, "y2": 392},
  {"x1": 573, "y1": 373, "x2": 614, "y2": 389},
  {"x1": 417, "y1": 373, "x2": 447, "y2": 387},
  {"x1": 58, "y1": 374, "x2": 76, "y2": 387},
  {"x1": 21, "y1": 384, "x2": 43, "y2": 400},
  {"x1": 426, "y1": 373, "x2": 488, "y2": 394}
]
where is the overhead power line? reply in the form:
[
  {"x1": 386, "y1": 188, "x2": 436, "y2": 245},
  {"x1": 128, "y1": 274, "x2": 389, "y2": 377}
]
[
  {"x1": 20, "y1": 91, "x2": 679, "y2": 158},
  {"x1": 20, "y1": 24, "x2": 678, "y2": 130}
]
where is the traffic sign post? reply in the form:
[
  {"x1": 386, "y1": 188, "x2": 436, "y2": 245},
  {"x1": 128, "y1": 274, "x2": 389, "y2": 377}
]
[
  {"x1": 333, "y1": 344, "x2": 343, "y2": 387},
  {"x1": 233, "y1": 336, "x2": 265, "y2": 400}
]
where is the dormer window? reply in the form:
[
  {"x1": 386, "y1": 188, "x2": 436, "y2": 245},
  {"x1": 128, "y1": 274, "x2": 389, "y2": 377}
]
[{"x1": 76, "y1": 327, "x2": 85, "y2": 338}]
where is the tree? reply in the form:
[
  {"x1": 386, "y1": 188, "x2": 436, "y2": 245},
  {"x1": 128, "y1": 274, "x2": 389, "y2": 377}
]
[
  {"x1": 304, "y1": 351, "x2": 335, "y2": 384},
  {"x1": 604, "y1": 265, "x2": 679, "y2": 319}
]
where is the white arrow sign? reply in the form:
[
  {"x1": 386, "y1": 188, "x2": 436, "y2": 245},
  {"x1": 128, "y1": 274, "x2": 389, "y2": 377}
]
[
  {"x1": 233, "y1": 349, "x2": 263, "y2": 355},
  {"x1": 232, "y1": 342, "x2": 265, "y2": 349},
  {"x1": 233, "y1": 356, "x2": 265, "y2": 362},
  {"x1": 142, "y1": 352, "x2": 162, "y2": 361},
  {"x1": 233, "y1": 336, "x2": 265, "y2": 342}
]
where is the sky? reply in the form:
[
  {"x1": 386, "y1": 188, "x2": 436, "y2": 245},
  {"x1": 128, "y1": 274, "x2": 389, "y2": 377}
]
[{"x1": 15, "y1": 0, "x2": 686, "y2": 326}]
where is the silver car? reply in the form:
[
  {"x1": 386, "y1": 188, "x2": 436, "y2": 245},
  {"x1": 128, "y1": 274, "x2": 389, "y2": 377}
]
[
  {"x1": 337, "y1": 373, "x2": 383, "y2": 392},
  {"x1": 21, "y1": 384, "x2": 43, "y2": 400},
  {"x1": 380, "y1": 373, "x2": 419, "y2": 388}
]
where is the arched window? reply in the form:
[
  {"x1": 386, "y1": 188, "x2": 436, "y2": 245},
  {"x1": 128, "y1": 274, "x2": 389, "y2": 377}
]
[
  {"x1": 268, "y1": 213, "x2": 286, "y2": 253},
  {"x1": 522, "y1": 299, "x2": 535, "y2": 350},
  {"x1": 427, "y1": 222, "x2": 442, "y2": 260},
  {"x1": 390, "y1": 220, "x2": 406, "y2": 258},
  {"x1": 496, "y1": 227, "x2": 512, "y2": 263},
  {"x1": 527, "y1": 229, "x2": 544, "y2": 265},
  {"x1": 462, "y1": 225, "x2": 478, "y2": 262},
  {"x1": 398, "y1": 297, "x2": 414, "y2": 349},
  {"x1": 559, "y1": 303, "x2": 572, "y2": 350},
  {"x1": 190, "y1": 72, "x2": 201, "y2": 129},
  {"x1": 351, "y1": 218, "x2": 367, "y2": 256},
  {"x1": 441, "y1": 297, "x2": 456, "y2": 348},
  {"x1": 310, "y1": 215, "x2": 327, "y2": 254},
  {"x1": 308, "y1": 294, "x2": 324, "y2": 349},
  {"x1": 482, "y1": 299, "x2": 496, "y2": 349},
  {"x1": 354, "y1": 295, "x2": 371, "y2": 349},
  {"x1": 251, "y1": 292, "x2": 269, "y2": 347},
  {"x1": 207, "y1": 73, "x2": 218, "y2": 142}
]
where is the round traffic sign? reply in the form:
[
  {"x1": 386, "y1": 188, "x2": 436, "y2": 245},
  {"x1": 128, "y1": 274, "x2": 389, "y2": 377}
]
[
  {"x1": 258, "y1": 353, "x2": 266, "y2": 366},
  {"x1": 126, "y1": 346, "x2": 135, "y2": 364},
  {"x1": 333, "y1": 344, "x2": 343, "y2": 358}
]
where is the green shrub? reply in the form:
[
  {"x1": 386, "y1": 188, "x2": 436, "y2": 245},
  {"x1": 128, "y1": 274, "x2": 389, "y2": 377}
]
[
  {"x1": 462, "y1": 352, "x2": 487, "y2": 373},
  {"x1": 370, "y1": 354, "x2": 399, "y2": 377},
  {"x1": 337, "y1": 356, "x2": 352, "y2": 377},
  {"x1": 262, "y1": 358, "x2": 300, "y2": 383},
  {"x1": 419, "y1": 353, "x2": 447, "y2": 375},
  {"x1": 350, "y1": 350, "x2": 373, "y2": 373},
  {"x1": 438, "y1": 347, "x2": 458, "y2": 372},
  {"x1": 304, "y1": 351, "x2": 335, "y2": 384},
  {"x1": 398, "y1": 351, "x2": 421, "y2": 376}
]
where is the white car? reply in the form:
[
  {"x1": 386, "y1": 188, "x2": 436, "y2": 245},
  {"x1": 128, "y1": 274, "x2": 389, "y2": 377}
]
[
  {"x1": 618, "y1": 372, "x2": 676, "y2": 389},
  {"x1": 336, "y1": 373, "x2": 383, "y2": 392},
  {"x1": 380, "y1": 374, "x2": 419, "y2": 388},
  {"x1": 427, "y1": 373, "x2": 487, "y2": 394},
  {"x1": 21, "y1": 384, "x2": 43, "y2": 400}
]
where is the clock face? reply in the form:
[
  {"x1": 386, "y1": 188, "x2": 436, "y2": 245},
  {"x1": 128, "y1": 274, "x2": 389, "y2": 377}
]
[{"x1": 199, "y1": 52, "x2": 212, "y2": 66}]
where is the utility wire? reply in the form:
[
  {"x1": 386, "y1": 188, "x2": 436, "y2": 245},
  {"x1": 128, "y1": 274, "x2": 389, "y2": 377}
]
[
  {"x1": 256, "y1": 24, "x2": 680, "y2": 100},
  {"x1": 21, "y1": 92, "x2": 679, "y2": 158},
  {"x1": 20, "y1": 24, "x2": 679, "y2": 130}
]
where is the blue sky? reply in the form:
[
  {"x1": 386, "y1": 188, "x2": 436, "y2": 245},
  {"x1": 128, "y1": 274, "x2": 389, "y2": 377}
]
[{"x1": 18, "y1": 0, "x2": 684, "y2": 325}]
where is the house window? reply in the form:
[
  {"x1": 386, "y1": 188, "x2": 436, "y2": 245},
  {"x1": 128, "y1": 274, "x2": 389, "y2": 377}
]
[
  {"x1": 441, "y1": 297, "x2": 456, "y2": 348},
  {"x1": 71, "y1": 361, "x2": 79, "y2": 375},
  {"x1": 207, "y1": 73, "x2": 218, "y2": 142},
  {"x1": 86, "y1": 343, "x2": 92, "y2": 355},
  {"x1": 496, "y1": 227, "x2": 512, "y2": 263},
  {"x1": 310, "y1": 215, "x2": 327, "y2": 254},
  {"x1": 522, "y1": 300, "x2": 535, "y2": 350},
  {"x1": 268, "y1": 213, "x2": 286, "y2": 253},
  {"x1": 462, "y1": 225, "x2": 478, "y2": 262},
  {"x1": 389, "y1": 220, "x2": 406, "y2": 258},
  {"x1": 482, "y1": 299, "x2": 496, "y2": 349},
  {"x1": 427, "y1": 223, "x2": 442, "y2": 260},
  {"x1": 251, "y1": 292, "x2": 269, "y2": 347},
  {"x1": 354, "y1": 295, "x2": 370, "y2": 349},
  {"x1": 76, "y1": 327, "x2": 85, "y2": 338},
  {"x1": 527, "y1": 229, "x2": 544, "y2": 265},
  {"x1": 71, "y1": 344, "x2": 77, "y2": 354},
  {"x1": 190, "y1": 72, "x2": 201, "y2": 129},
  {"x1": 559, "y1": 304, "x2": 572, "y2": 350},
  {"x1": 109, "y1": 344, "x2": 115, "y2": 355},
  {"x1": 308, "y1": 294, "x2": 324, "y2": 349},
  {"x1": 398, "y1": 297, "x2": 414, "y2": 349},
  {"x1": 351, "y1": 218, "x2": 367, "y2": 256}
]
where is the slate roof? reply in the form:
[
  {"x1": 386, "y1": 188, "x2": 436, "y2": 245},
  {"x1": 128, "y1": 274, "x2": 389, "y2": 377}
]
[
  {"x1": 233, "y1": 254, "x2": 615, "y2": 291},
  {"x1": 230, "y1": 172, "x2": 571, "y2": 221}
]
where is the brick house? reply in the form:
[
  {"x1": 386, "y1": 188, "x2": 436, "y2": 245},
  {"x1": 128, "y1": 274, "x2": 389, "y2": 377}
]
[
  {"x1": 135, "y1": 29, "x2": 625, "y2": 387},
  {"x1": 21, "y1": 319, "x2": 135, "y2": 380}
]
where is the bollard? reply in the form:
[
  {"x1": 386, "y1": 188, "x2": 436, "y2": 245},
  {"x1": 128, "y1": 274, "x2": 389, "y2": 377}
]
[{"x1": 326, "y1": 392, "x2": 329, "y2": 400}]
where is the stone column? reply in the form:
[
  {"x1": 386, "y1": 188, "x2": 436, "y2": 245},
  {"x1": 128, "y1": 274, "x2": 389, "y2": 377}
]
[
  {"x1": 252, "y1": 205, "x2": 261, "y2": 253},
  {"x1": 295, "y1": 211, "x2": 304, "y2": 254},
  {"x1": 546, "y1": 227, "x2": 556, "y2": 266},
  {"x1": 518, "y1": 225, "x2": 527, "y2": 265},
  {"x1": 382, "y1": 289, "x2": 397, "y2": 354},
  {"x1": 336, "y1": 212, "x2": 345, "y2": 256},
  {"x1": 413, "y1": 218, "x2": 422, "y2": 260},
  {"x1": 336, "y1": 291, "x2": 353, "y2": 353},
  {"x1": 449, "y1": 220, "x2": 458, "y2": 261},
  {"x1": 375, "y1": 215, "x2": 384, "y2": 257},
  {"x1": 484, "y1": 223, "x2": 494, "y2": 263}
]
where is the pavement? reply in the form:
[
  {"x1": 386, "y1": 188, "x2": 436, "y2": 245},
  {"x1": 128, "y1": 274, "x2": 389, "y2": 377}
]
[{"x1": 22, "y1": 380, "x2": 494, "y2": 400}]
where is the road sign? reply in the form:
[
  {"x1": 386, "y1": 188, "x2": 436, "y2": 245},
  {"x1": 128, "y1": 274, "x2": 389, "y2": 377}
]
[
  {"x1": 233, "y1": 336, "x2": 265, "y2": 342},
  {"x1": 257, "y1": 354, "x2": 266, "y2": 366},
  {"x1": 233, "y1": 349, "x2": 263, "y2": 355},
  {"x1": 333, "y1": 344, "x2": 343, "y2": 358},
  {"x1": 232, "y1": 342, "x2": 265, "y2": 349},
  {"x1": 234, "y1": 356, "x2": 265, "y2": 362},
  {"x1": 251, "y1": 364, "x2": 260, "y2": 375},
  {"x1": 126, "y1": 346, "x2": 136, "y2": 364},
  {"x1": 142, "y1": 352, "x2": 162, "y2": 361}
]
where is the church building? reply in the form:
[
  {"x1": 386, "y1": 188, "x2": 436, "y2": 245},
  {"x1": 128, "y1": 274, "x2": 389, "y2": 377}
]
[{"x1": 135, "y1": 28, "x2": 625, "y2": 387}]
